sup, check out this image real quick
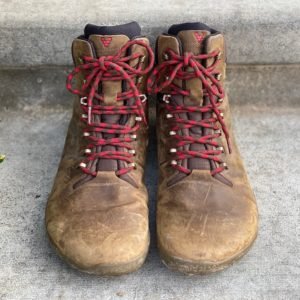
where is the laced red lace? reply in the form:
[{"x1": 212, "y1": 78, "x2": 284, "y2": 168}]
[
  {"x1": 147, "y1": 48, "x2": 231, "y2": 176},
  {"x1": 66, "y1": 40, "x2": 154, "y2": 176}
]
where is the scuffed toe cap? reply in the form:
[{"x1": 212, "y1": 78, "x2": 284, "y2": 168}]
[
  {"x1": 45, "y1": 177, "x2": 149, "y2": 274},
  {"x1": 157, "y1": 175, "x2": 258, "y2": 266},
  {"x1": 158, "y1": 202, "x2": 258, "y2": 265},
  {"x1": 47, "y1": 210, "x2": 149, "y2": 272}
]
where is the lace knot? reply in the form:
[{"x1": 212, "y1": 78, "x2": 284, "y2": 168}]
[{"x1": 98, "y1": 56, "x2": 109, "y2": 71}]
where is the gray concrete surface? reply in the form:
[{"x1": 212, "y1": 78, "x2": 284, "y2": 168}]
[
  {"x1": 1, "y1": 0, "x2": 300, "y2": 66},
  {"x1": 1, "y1": 0, "x2": 300, "y2": 298},
  {"x1": 1, "y1": 64, "x2": 300, "y2": 110},
  {"x1": 0, "y1": 102, "x2": 299, "y2": 299}
]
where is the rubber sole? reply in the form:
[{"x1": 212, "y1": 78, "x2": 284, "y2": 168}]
[
  {"x1": 158, "y1": 232, "x2": 257, "y2": 275},
  {"x1": 47, "y1": 232, "x2": 150, "y2": 276}
]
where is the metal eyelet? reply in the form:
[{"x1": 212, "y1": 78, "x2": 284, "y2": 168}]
[
  {"x1": 163, "y1": 53, "x2": 169, "y2": 60},
  {"x1": 137, "y1": 77, "x2": 143, "y2": 84},
  {"x1": 217, "y1": 51, "x2": 222, "y2": 60},
  {"x1": 80, "y1": 97, "x2": 87, "y2": 105},
  {"x1": 166, "y1": 113, "x2": 173, "y2": 119},
  {"x1": 84, "y1": 149, "x2": 91, "y2": 154},
  {"x1": 81, "y1": 114, "x2": 88, "y2": 119},
  {"x1": 169, "y1": 148, "x2": 177, "y2": 153},
  {"x1": 128, "y1": 162, "x2": 137, "y2": 169},
  {"x1": 218, "y1": 98, "x2": 224, "y2": 103},
  {"x1": 83, "y1": 132, "x2": 90, "y2": 137},
  {"x1": 79, "y1": 162, "x2": 87, "y2": 168},
  {"x1": 140, "y1": 55, "x2": 146, "y2": 63},
  {"x1": 130, "y1": 134, "x2": 137, "y2": 140},
  {"x1": 163, "y1": 94, "x2": 171, "y2": 103},
  {"x1": 135, "y1": 116, "x2": 142, "y2": 122},
  {"x1": 169, "y1": 131, "x2": 176, "y2": 136},
  {"x1": 140, "y1": 94, "x2": 147, "y2": 103},
  {"x1": 128, "y1": 149, "x2": 136, "y2": 155},
  {"x1": 215, "y1": 129, "x2": 222, "y2": 134},
  {"x1": 221, "y1": 162, "x2": 228, "y2": 169},
  {"x1": 217, "y1": 146, "x2": 224, "y2": 152},
  {"x1": 216, "y1": 73, "x2": 222, "y2": 80},
  {"x1": 171, "y1": 160, "x2": 178, "y2": 165},
  {"x1": 220, "y1": 112, "x2": 224, "y2": 118}
]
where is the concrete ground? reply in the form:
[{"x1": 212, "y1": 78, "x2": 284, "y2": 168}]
[
  {"x1": 0, "y1": 100, "x2": 299, "y2": 299},
  {"x1": 1, "y1": 0, "x2": 300, "y2": 66},
  {"x1": 1, "y1": 0, "x2": 300, "y2": 298}
]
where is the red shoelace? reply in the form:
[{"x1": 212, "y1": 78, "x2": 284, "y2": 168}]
[
  {"x1": 147, "y1": 49, "x2": 231, "y2": 176},
  {"x1": 66, "y1": 40, "x2": 154, "y2": 176}
]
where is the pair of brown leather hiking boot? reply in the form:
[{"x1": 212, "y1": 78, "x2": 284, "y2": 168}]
[{"x1": 45, "y1": 22, "x2": 258, "y2": 275}]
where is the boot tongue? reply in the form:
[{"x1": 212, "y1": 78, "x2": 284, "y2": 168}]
[
  {"x1": 168, "y1": 24, "x2": 213, "y2": 172},
  {"x1": 177, "y1": 30, "x2": 210, "y2": 55},
  {"x1": 168, "y1": 22, "x2": 212, "y2": 105},
  {"x1": 168, "y1": 22, "x2": 212, "y2": 56},
  {"x1": 84, "y1": 22, "x2": 141, "y2": 57},
  {"x1": 176, "y1": 29, "x2": 210, "y2": 104},
  {"x1": 83, "y1": 22, "x2": 141, "y2": 172},
  {"x1": 88, "y1": 34, "x2": 130, "y2": 58},
  {"x1": 84, "y1": 22, "x2": 141, "y2": 104},
  {"x1": 88, "y1": 34, "x2": 130, "y2": 105}
]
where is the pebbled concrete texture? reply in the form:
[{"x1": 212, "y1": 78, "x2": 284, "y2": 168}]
[
  {"x1": 1, "y1": 64, "x2": 300, "y2": 110},
  {"x1": 0, "y1": 0, "x2": 300, "y2": 66},
  {"x1": 0, "y1": 103, "x2": 299, "y2": 299}
]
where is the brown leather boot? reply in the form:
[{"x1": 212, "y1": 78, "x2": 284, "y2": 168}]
[
  {"x1": 45, "y1": 22, "x2": 154, "y2": 275},
  {"x1": 148, "y1": 22, "x2": 258, "y2": 274}
]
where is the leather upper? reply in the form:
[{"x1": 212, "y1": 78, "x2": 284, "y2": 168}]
[
  {"x1": 45, "y1": 34, "x2": 151, "y2": 270},
  {"x1": 156, "y1": 29, "x2": 258, "y2": 264}
]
